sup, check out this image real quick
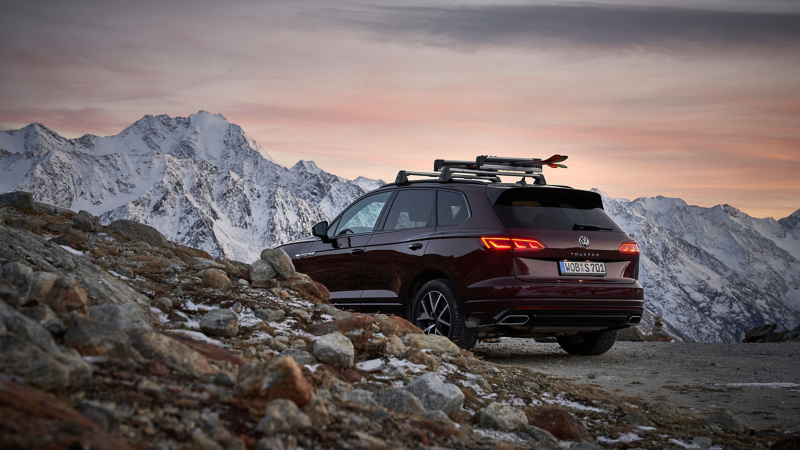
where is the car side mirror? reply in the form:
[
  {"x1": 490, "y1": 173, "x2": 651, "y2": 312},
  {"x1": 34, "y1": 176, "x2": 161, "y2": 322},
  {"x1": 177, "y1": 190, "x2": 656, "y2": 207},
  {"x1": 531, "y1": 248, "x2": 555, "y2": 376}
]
[{"x1": 312, "y1": 221, "x2": 329, "y2": 239}]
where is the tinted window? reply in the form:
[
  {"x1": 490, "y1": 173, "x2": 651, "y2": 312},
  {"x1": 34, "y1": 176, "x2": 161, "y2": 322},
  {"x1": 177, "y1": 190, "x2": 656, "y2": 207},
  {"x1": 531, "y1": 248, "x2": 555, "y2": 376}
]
[
  {"x1": 335, "y1": 192, "x2": 392, "y2": 235},
  {"x1": 493, "y1": 189, "x2": 621, "y2": 231},
  {"x1": 383, "y1": 190, "x2": 436, "y2": 230},
  {"x1": 437, "y1": 190, "x2": 470, "y2": 227}
]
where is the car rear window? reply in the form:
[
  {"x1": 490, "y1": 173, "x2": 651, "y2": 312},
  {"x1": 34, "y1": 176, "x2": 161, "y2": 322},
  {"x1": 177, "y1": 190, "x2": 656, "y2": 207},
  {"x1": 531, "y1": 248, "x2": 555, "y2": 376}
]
[
  {"x1": 437, "y1": 190, "x2": 470, "y2": 227},
  {"x1": 383, "y1": 190, "x2": 436, "y2": 230},
  {"x1": 493, "y1": 189, "x2": 621, "y2": 231}
]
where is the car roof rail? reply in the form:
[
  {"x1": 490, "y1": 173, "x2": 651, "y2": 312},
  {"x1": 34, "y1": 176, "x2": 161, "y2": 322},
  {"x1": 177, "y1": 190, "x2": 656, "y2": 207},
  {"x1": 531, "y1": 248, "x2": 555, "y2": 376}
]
[{"x1": 395, "y1": 155, "x2": 567, "y2": 185}]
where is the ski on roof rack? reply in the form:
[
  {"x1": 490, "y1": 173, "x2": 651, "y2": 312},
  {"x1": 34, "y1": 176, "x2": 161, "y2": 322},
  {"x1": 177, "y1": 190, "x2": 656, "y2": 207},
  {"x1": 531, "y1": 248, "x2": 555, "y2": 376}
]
[{"x1": 396, "y1": 155, "x2": 568, "y2": 185}]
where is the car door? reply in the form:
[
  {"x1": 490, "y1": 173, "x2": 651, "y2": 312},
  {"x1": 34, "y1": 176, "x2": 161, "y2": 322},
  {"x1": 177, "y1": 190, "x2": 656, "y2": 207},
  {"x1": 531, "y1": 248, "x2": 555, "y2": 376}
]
[
  {"x1": 304, "y1": 191, "x2": 393, "y2": 309},
  {"x1": 360, "y1": 189, "x2": 437, "y2": 314}
]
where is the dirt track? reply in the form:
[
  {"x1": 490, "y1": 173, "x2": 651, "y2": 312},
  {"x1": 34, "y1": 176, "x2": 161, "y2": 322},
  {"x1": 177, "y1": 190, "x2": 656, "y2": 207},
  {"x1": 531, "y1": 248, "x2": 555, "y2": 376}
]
[{"x1": 476, "y1": 339, "x2": 800, "y2": 432}]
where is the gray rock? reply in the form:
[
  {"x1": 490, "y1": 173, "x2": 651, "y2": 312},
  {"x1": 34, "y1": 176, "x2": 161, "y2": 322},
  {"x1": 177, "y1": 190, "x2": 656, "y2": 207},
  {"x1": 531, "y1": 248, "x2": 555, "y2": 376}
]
[
  {"x1": 64, "y1": 315, "x2": 131, "y2": 359},
  {"x1": 290, "y1": 339, "x2": 307, "y2": 351},
  {"x1": 622, "y1": 410, "x2": 655, "y2": 427},
  {"x1": 0, "y1": 333, "x2": 70, "y2": 391},
  {"x1": 264, "y1": 337, "x2": 288, "y2": 352},
  {"x1": 405, "y1": 372, "x2": 464, "y2": 418},
  {"x1": 569, "y1": 444, "x2": 601, "y2": 450},
  {"x1": 522, "y1": 425, "x2": 560, "y2": 450},
  {"x1": 199, "y1": 308, "x2": 239, "y2": 338},
  {"x1": 259, "y1": 248, "x2": 295, "y2": 279},
  {"x1": 617, "y1": 326, "x2": 645, "y2": 341},
  {"x1": 0, "y1": 299, "x2": 61, "y2": 354},
  {"x1": 154, "y1": 297, "x2": 172, "y2": 313},
  {"x1": 373, "y1": 388, "x2": 425, "y2": 416},
  {"x1": 188, "y1": 257, "x2": 227, "y2": 270},
  {"x1": 706, "y1": 410, "x2": 744, "y2": 433},
  {"x1": 214, "y1": 371, "x2": 237, "y2": 387},
  {"x1": 231, "y1": 302, "x2": 243, "y2": 313},
  {"x1": 112, "y1": 265, "x2": 135, "y2": 279},
  {"x1": 71, "y1": 215, "x2": 95, "y2": 232},
  {"x1": 28, "y1": 271, "x2": 59, "y2": 304},
  {"x1": 280, "y1": 348, "x2": 317, "y2": 365},
  {"x1": 318, "y1": 304, "x2": 352, "y2": 320},
  {"x1": 249, "y1": 259, "x2": 276, "y2": 282},
  {"x1": 647, "y1": 401, "x2": 681, "y2": 417},
  {"x1": 1, "y1": 261, "x2": 33, "y2": 304},
  {"x1": 76, "y1": 400, "x2": 120, "y2": 432},
  {"x1": 692, "y1": 436, "x2": 713, "y2": 449},
  {"x1": 191, "y1": 428, "x2": 224, "y2": 450},
  {"x1": 312, "y1": 332, "x2": 354, "y2": 367},
  {"x1": 0, "y1": 191, "x2": 34, "y2": 210},
  {"x1": 89, "y1": 304, "x2": 152, "y2": 332},
  {"x1": 77, "y1": 210, "x2": 97, "y2": 222},
  {"x1": 340, "y1": 389, "x2": 378, "y2": 406},
  {"x1": 422, "y1": 409, "x2": 455, "y2": 427},
  {"x1": 137, "y1": 378, "x2": 162, "y2": 395},
  {"x1": 107, "y1": 219, "x2": 169, "y2": 247},
  {"x1": 402, "y1": 334, "x2": 460, "y2": 355},
  {"x1": 20, "y1": 304, "x2": 65, "y2": 335},
  {"x1": 128, "y1": 328, "x2": 212, "y2": 376},
  {"x1": 291, "y1": 309, "x2": 311, "y2": 323},
  {"x1": 255, "y1": 399, "x2": 311, "y2": 434},
  {"x1": 0, "y1": 279, "x2": 20, "y2": 307},
  {"x1": 384, "y1": 334, "x2": 406, "y2": 356},
  {"x1": 480, "y1": 402, "x2": 528, "y2": 432},
  {"x1": 254, "y1": 308, "x2": 285, "y2": 322}
]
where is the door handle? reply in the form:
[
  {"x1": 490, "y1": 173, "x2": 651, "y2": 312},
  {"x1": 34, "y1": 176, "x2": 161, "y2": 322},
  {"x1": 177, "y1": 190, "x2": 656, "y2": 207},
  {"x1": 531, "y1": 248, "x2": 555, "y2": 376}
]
[
  {"x1": 408, "y1": 243, "x2": 423, "y2": 251},
  {"x1": 350, "y1": 248, "x2": 365, "y2": 256}
]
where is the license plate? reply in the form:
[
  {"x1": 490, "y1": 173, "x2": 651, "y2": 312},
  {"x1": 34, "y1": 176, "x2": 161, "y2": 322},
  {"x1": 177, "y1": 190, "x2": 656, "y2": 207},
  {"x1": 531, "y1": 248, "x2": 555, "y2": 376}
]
[{"x1": 559, "y1": 261, "x2": 606, "y2": 277}]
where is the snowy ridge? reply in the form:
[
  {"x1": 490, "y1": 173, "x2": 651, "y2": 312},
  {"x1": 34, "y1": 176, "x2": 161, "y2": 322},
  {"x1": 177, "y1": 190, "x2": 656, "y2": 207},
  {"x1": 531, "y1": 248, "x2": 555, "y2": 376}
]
[
  {"x1": 0, "y1": 112, "x2": 384, "y2": 262},
  {"x1": 599, "y1": 191, "x2": 800, "y2": 342}
]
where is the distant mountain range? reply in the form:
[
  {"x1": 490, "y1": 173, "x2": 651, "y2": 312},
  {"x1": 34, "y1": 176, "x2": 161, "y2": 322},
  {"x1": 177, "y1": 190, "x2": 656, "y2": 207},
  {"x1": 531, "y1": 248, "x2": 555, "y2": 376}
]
[{"x1": 1, "y1": 112, "x2": 798, "y2": 342}]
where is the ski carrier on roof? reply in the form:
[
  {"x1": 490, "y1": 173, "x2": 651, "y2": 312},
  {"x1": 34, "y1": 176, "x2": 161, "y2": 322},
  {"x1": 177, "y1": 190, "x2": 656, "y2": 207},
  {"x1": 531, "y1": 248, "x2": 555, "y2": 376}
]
[{"x1": 395, "y1": 154, "x2": 568, "y2": 185}]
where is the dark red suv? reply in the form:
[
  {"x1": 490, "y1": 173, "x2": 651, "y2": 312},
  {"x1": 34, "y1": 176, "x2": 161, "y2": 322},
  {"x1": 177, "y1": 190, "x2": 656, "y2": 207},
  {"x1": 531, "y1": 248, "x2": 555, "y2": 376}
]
[{"x1": 279, "y1": 156, "x2": 643, "y2": 354}]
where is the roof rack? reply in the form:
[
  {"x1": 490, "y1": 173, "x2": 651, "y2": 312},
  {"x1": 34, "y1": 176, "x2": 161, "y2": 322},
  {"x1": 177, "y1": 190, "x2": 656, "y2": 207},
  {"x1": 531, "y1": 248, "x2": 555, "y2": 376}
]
[{"x1": 395, "y1": 155, "x2": 567, "y2": 186}]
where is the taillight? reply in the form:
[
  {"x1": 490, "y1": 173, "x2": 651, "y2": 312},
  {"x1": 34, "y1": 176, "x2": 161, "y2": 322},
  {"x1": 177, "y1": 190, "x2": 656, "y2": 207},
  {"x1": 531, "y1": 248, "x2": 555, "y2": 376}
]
[
  {"x1": 481, "y1": 237, "x2": 546, "y2": 251},
  {"x1": 619, "y1": 241, "x2": 640, "y2": 255}
]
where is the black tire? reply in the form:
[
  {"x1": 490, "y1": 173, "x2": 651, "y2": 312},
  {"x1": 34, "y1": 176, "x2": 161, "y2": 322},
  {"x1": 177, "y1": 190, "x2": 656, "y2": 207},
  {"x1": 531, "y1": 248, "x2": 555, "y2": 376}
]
[
  {"x1": 411, "y1": 279, "x2": 477, "y2": 350},
  {"x1": 556, "y1": 330, "x2": 618, "y2": 355}
]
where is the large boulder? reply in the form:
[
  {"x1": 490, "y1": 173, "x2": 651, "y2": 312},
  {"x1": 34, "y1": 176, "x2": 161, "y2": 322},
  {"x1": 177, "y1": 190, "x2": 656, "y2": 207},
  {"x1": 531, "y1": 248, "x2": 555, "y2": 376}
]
[
  {"x1": 312, "y1": 332, "x2": 354, "y2": 367},
  {"x1": 706, "y1": 410, "x2": 745, "y2": 434},
  {"x1": 279, "y1": 349, "x2": 317, "y2": 365},
  {"x1": 28, "y1": 271, "x2": 59, "y2": 305},
  {"x1": 480, "y1": 402, "x2": 528, "y2": 432},
  {"x1": 20, "y1": 304, "x2": 65, "y2": 335},
  {"x1": 249, "y1": 260, "x2": 276, "y2": 282},
  {"x1": 128, "y1": 329, "x2": 213, "y2": 376},
  {"x1": 106, "y1": 219, "x2": 169, "y2": 248},
  {"x1": 45, "y1": 277, "x2": 88, "y2": 315},
  {"x1": 405, "y1": 372, "x2": 464, "y2": 418},
  {"x1": 0, "y1": 191, "x2": 34, "y2": 210},
  {"x1": 1, "y1": 262, "x2": 33, "y2": 304},
  {"x1": 373, "y1": 314, "x2": 422, "y2": 337},
  {"x1": 0, "y1": 334, "x2": 70, "y2": 391},
  {"x1": 402, "y1": 334, "x2": 460, "y2": 355},
  {"x1": 64, "y1": 316, "x2": 131, "y2": 360},
  {"x1": 523, "y1": 425, "x2": 560, "y2": 450},
  {"x1": 89, "y1": 304, "x2": 152, "y2": 332},
  {"x1": 255, "y1": 399, "x2": 311, "y2": 435},
  {"x1": 373, "y1": 388, "x2": 425, "y2": 416},
  {"x1": 237, "y1": 356, "x2": 313, "y2": 407},
  {"x1": 621, "y1": 410, "x2": 654, "y2": 427},
  {"x1": 259, "y1": 248, "x2": 295, "y2": 279},
  {"x1": 199, "y1": 309, "x2": 239, "y2": 338},
  {"x1": 202, "y1": 269, "x2": 232, "y2": 291}
]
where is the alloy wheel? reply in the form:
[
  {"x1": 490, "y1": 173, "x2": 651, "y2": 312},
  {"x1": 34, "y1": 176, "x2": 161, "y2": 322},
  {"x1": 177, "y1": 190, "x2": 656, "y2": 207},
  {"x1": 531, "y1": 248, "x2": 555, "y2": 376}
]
[{"x1": 415, "y1": 290, "x2": 451, "y2": 337}]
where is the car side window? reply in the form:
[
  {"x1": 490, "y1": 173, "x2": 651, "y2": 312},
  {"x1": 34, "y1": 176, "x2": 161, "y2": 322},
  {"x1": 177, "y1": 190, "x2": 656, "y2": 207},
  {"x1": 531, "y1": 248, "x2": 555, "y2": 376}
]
[
  {"x1": 383, "y1": 190, "x2": 436, "y2": 230},
  {"x1": 334, "y1": 192, "x2": 392, "y2": 236},
  {"x1": 437, "y1": 190, "x2": 470, "y2": 227}
]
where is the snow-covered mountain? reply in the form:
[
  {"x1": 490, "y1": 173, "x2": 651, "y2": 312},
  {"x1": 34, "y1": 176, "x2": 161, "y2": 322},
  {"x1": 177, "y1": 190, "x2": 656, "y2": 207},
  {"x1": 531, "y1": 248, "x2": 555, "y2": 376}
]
[
  {"x1": 600, "y1": 191, "x2": 800, "y2": 342},
  {"x1": 0, "y1": 111, "x2": 384, "y2": 262},
  {"x1": 1, "y1": 112, "x2": 798, "y2": 342}
]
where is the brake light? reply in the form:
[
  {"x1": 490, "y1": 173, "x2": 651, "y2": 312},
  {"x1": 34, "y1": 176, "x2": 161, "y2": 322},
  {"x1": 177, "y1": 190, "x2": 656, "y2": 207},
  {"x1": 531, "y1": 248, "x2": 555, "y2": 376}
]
[
  {"x1": 481, "y1": 237, "x2": 546, "y2": 251},
  {"x1": 619, "y1": 241, "x2": 640, "y2": 255}
]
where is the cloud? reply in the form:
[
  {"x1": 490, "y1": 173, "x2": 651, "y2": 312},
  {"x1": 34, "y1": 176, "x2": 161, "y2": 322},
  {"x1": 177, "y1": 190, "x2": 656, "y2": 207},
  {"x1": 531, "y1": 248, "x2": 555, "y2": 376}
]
[{"x1": 342, "y1": 4, "x2": 800, "y2": 54}]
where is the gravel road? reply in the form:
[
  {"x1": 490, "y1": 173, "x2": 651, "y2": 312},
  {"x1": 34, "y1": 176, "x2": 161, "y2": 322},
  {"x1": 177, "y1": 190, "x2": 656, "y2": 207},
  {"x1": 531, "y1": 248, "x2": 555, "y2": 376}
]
[{"x1": 476, "y1": 339, "x2": 800, "y2": 432}]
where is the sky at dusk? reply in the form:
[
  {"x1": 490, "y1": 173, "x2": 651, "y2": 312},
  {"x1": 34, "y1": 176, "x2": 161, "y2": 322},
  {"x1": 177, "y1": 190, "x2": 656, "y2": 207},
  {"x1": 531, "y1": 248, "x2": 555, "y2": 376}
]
[{"x1": 1, "y1": 0, "x2": 799, "y2": 219}]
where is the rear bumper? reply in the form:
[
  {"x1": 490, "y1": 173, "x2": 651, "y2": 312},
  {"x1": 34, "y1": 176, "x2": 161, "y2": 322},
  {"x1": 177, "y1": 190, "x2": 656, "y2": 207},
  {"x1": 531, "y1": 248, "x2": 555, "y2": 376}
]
[{"x1": 462, "y1": 278, "x2": 644, "y2": 336}]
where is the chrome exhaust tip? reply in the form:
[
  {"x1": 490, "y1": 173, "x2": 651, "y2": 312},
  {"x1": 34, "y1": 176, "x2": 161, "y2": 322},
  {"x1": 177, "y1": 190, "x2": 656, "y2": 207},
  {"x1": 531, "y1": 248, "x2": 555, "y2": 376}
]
[
  {"x1": 499, "y1": 315, "x2": 530, "y2": 325},
  {"x1": 628, "y1": 315, "x2": 642, "y2": 324}
]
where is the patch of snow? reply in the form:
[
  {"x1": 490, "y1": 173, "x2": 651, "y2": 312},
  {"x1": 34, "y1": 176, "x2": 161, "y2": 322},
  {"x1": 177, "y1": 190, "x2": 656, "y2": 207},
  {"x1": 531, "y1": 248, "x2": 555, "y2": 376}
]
[
  {"x1": 108, "y1": 270, "x2": 131, "y2": 280},
  {"x1": 386, "y1": 357, "x2": 426, "y2": 373},
  {"x1": 473, "y1": 428, "x2": 527, "y2": 444},
  {"x1": 725, "y1": 382, "x2": 800, "y2": 388},
  {"x1": 165, "y1": 329, "x2": 224, "y2": 347},
  {"x1": 356, "y1": 358, "x2": 384, "y2": 372},
  {"x1": 149, "y1": 307, "x2": 168, "y2": 324},
  {"x1": 597, "y1": 433, "x2": 642, "y2": 444},
  {"x1": 59, "y1": 245, "x2": 85, "y2": 256},
  {"x1": 669, "y1": 438, "x2": 691, "y2": 448}
]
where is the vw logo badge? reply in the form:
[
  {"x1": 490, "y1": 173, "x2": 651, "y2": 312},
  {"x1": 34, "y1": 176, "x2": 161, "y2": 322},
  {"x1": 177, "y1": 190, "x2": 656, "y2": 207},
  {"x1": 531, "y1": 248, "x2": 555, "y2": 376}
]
[{"x1": 579, "y1": 236, "x2": 590, "y2": 248}]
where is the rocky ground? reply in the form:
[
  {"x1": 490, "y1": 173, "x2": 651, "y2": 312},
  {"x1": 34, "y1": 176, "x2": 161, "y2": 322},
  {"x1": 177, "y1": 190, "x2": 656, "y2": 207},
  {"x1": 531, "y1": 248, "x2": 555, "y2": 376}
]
[{"x1": 0, "y1": 191, "x2": 798, "y2": 450}]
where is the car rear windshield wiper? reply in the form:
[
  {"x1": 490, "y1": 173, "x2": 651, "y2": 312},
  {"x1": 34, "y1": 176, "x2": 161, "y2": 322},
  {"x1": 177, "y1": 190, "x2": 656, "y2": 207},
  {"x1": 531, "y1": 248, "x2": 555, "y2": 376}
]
[{"x1": 573, "y1": 223, "x2": 613, "y2": 231}]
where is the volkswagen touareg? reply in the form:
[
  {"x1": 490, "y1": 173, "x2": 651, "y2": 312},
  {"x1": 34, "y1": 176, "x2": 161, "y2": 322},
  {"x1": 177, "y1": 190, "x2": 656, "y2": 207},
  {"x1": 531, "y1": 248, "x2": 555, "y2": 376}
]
[{"x1": 278, "y1": 155, "x2": 643, "y2": 354}]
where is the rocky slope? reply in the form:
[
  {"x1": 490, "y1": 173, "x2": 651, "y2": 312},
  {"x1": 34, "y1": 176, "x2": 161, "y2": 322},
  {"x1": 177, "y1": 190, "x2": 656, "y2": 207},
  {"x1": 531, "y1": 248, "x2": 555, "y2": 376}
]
[
  {"x1": 600, "y1": 192, "x2": 800, "y2": 343},
  {"x1": 1, "y1": 193, "x2": 791, "y2": 450},
  {"x1": 0, "y1": 112, "x2": 383, "y2": 262}
]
